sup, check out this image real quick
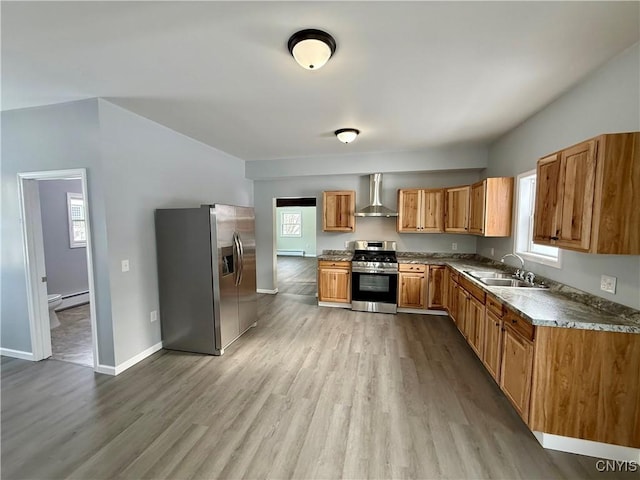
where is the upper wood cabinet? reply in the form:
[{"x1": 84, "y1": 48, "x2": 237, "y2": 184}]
[
  {"x1": 469, "y1": 178, "x2": 514, "y2": 237},
  {"x1": 444, "y1": 185, "x2": 470, "y2": 233},
  {"x1": 533, "y1": 133, "x2": 640, "y2": 254},
  {"x1": 397, "y1": 188, "x2": 444, "y2": 233},
  {"x1": 322, "y1": 191, "x2": 355, "y2": 232}
]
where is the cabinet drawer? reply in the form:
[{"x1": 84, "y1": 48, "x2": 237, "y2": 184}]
[
  {"x1": 318, "y1": 260, "x2": 351, "y2": 269},
  {"x1": 486, "y1": 294, "x2": 504, "y2": 318},
  {"x1": 399, "y1": 263, "x2": 427, "y2": 273},
  {"x1": 459, "y1": 276, "x2": 486, "y2": 303},
  {"x1": 504, "y1": 309, "x2": 535, "y2": 341}
]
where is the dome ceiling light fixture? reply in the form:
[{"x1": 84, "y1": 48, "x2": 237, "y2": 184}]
[
  {"x1": 288, "y1": 29, "x2": 336, "y2": 70},
  {"x1": 335, "y1": 128, "x2": 360, "y2": 144}
]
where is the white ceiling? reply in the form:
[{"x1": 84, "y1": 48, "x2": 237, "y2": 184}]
[{"x1": 2, "y1": 1, "x2": 638, "y2": 161}]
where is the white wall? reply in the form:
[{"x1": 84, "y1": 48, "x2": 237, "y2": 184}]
[
  {"x1": 255, "y1": 170, "x2": 482, "y2": 291},
  {"x1": 276, "y1": 206, "x2": 316, "y2": 255},
  {"x1": 97, "y1": 100, "x2": 253, "y2": 366},
  {"x1": 479, "y1": 43, "x2": 640, "y2": 309},
  {"x1": 38, "y1": 179, "x2": 90, "y2": 297}
]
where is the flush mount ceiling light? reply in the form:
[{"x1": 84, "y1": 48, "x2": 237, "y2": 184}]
[
  {"x1": 335, "y1": 128, "x2": 360, "y2": 144},
  {"x1": 288, "y1": 29, "x2": 336, "y2": 70}
]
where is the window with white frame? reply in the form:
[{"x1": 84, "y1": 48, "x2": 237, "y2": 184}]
[
  {"x1": 280, "y1": 211, "x2": 302, "y2": 237},
  {"x1": 514, "y1": 170, "x2": 560, "y2": 267},
  {"x1": 67, "y1": 192, "x2": 87, "y2": 248}
]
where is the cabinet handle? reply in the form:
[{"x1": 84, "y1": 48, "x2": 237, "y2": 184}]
[
  {"x1": 550, "y1": 236, "x2": 559, "y2": 241},
  {"x1": 511, "y1": 319, "x2": 517, "y2": 324}
]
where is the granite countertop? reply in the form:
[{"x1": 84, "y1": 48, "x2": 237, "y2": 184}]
[{"x1": 316, "y1": 250, "x2": 640, "y2": 333}]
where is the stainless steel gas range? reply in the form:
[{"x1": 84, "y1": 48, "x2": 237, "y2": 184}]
[{"x1": 351, "y1": 240, "x2": 398, "y2": 314}]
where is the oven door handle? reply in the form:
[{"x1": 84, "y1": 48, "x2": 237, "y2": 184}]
[{"x1": 352, "y1": 268, "x2": 398, "y2": 275}]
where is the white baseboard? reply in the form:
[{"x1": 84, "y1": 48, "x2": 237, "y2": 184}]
[
  {"x1": 0, "y1": 348, "x2": 35, "y2": 361},
  {"x1": 533, "y1": 431, "x2": 640, "y2": 462},
  {"x1": 277, "y1": 250, "x2": 304, "y2": 257},
  {"x1": 95, "y1": 364, "x2": 117, "y2": 375},
  {"x1": 304, "y1": 253, "x2": 317, "y2": 257},
  {"x1": 113, "y1": 341, "x2": 163, "y2": 375},
  {"x1": 257, "y1": 288, "x2": 278, "y2": 294},
  {"x1": 57, "y1": 291, "x2": 90, "y2": 311}
]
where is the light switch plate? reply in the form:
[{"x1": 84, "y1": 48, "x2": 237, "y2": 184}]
[
  {"x1": 600, "y1": 275, "x2": 616, "y2": 294},
  {"x1": 150, "y1": 310, "x2": 158, "y2": 322},
  {"x1": 121, "y1": 259, "x2": 130, "y2": 272}
]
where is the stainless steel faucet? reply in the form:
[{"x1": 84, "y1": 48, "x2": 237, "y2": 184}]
[{"x1": 500, "y1": 253, "x2": 526, "y2": 279}]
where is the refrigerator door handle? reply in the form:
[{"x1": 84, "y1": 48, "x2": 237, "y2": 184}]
[
  {"x1": 237, "y1": 233, "x2": 244, "y2": 286},
  {"x1": 232, "y1": 232, "x2": 241, "y2": 286}
]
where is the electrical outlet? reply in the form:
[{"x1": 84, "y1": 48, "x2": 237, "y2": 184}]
[
  {"x1": 490, "y1": 248, "x2": 495, "y2": 257},
  {"x1": 121, "y1": 259, "x2": 130, "y2": 272},
  {"x1": 451, "y1": 243, "x2": 458, "y2": 251},
  {"x1": 600, "y1": 275, "x2": 616, "y2": 294},
  {"x1": 150, "y1": 310, "x2": 158, "y2": 322}
]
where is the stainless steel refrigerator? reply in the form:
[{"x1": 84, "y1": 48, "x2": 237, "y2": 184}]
[{"x1": 155, "y1": 204, "x2": 257, "y2": 355}]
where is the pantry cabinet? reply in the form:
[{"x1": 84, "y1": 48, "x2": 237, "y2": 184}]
[
  {"x1": 397, "y1": 188, "x2": 444, "y2": 233},
  {"x1": 317, "y1": 261, "x2": 351, "y2": 304},
  {"x1": 533, "y1": 132, "x2": 640, "y2": 254},
  {"x1": 398, "y1": 264, "x2": 427, "y2": 309},
  {"x1": 444, "y1": 185, "x2": 470, "y2": 233},
  {"x1": 322, "y1": 191, "x2": 355, "y2": 232},
  {"x1": 469, "y1": 177, "x2": 514, "y2": 237}
]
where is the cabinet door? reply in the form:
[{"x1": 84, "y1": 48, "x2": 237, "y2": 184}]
[
  {"x1": 397, "y1": 189, "x2": 422, "y2": 232},
  {"x1": 500, "y1": 325, "x2": 534, "y2": 423},
  {"x1": 483, "y1": 310, "x2": 503, "y2": 381},
  {"x1": 428, "y1": 266, "x2": 446, "y2": 309},
  {"x1": 457, "y1": 287, "x2": 468, "y2": 334},
  {"x1": 533, "y1": 153, "x2": 562, "y2": 245},
  {"x1": 318, "y1": 267, "x2": 351, "y2": 303},
  {"x1": 445, "y1": 186, "x2": 470, "y2": 233},
  {"x1": 398, "y1": 272, "x2": 426, "y2": 308},
  {"x1": 467, "y1": 295, "x2": 485, "y2": 358},
  {"x1": 556, "y1": 140, "x2": 597, "y2": 251},
  {"x1": 323, "y1": 191, "x2": 355, "y2": 232},
  {"x1": 422, "y1": 189, "x2": 444, "y2": 232},
  {"x1": 469, "y1": 180, "x2": 486, "y2": 235},
  {"x1": 448, "y1": 278, "x2": 458, "y2": 323}
]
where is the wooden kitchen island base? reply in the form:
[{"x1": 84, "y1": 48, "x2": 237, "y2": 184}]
[{"x1": 530, "y1": 327, "x2": 640, "y2": 459}]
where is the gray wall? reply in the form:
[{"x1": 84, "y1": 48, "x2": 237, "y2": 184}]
[
  {"x1": 97, "y1": 100, "x2": 253, "y2": 366},
  {"x1": 255, "y1": 170, "x2": 482, "y2": 291},
  {"x1": 38, "y1": 179, "x2": 89, "y2": 297},
  {"x1": 1, "y1": 99, "x2": 115, "y2": 364},
  {"x1": 479, "y1": 42, "x2": 640, "y2": 309}
]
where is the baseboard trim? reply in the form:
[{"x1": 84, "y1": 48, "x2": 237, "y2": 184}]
[
  {"x1": 57, "y1": 292, "x2": 90, "y2": 311},
  {"x1": 0, "y1": 348, "x2": 35, "y2": 361},
  {"x1": 114, "y1": 342, "x2": 163, "y2": 375},
  {"x1": 533, "y1": 431, "x2": 640, "y2": 462},
  {"x1": 257, "y1": 288, "x2": 278, "y2": 294},
  {"x1": 95, "y1": 364, "x2": 117, "y2": 375}
]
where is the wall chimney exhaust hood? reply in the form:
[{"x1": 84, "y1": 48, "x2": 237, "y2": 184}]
[{"x1": 355, "y1": 173, "x2": 398, "y2": 217}]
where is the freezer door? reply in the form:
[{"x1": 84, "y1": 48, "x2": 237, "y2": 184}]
[
  {"x1": 235, "y1": 206, "x2": 258, "y2": 334},
  {"x1": 155, "y1": 208, "x2": 216, "y2": 354},
  {"x1": 210, "y1": 204, "x2": 240, "y2": 351}
]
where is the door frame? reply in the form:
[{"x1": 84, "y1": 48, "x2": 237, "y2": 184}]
[{"x1": 17, "y1": 168, "x2": 100, "y2": 369}]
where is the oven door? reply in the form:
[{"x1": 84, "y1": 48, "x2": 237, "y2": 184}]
[{"x1": 351, "y1": 271, "x2": 398, "y2": 306}]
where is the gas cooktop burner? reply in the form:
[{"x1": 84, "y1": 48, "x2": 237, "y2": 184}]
[{"x1": 352, "y1": 253, "x2": 397, "y2": 263}]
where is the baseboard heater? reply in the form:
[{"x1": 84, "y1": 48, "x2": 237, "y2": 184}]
[{"x1": 277, "y1": 249, "x2": 305, "y2": 257}]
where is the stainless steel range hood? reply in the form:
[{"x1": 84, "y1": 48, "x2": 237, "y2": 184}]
[{"x1": 355, "y1": 173, "x2": 398, "y2": 217}]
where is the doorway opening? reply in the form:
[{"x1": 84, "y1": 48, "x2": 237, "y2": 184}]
[
  {"x1": 274, "y1": 197, "x2": 317, "y2": 297},
  {"x1": 18, "y1": 169, "x2": 99, "y2": 369}
]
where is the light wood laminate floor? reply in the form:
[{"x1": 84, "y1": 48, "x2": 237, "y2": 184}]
[
  {"x1": 1, "y1": 293, "x2": 634, "y2": 479},
  {"x1": 51, "y1": 303, "x2": 93, "y2": 367},
  {"x1": 277, "y1": 256, "x2": 317, "y2": 296}
]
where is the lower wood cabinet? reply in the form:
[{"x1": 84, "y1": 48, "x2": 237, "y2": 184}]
[
  {"x1": 500, "y1": 319, "x2": 534, "y2": 424},
  {"x1": 317, "y1": 261, "x2": 351, "y2": 304},
  {"x1": 398, "y1": 264, "x2": 426, "y2": 309},
  {"x1": 482, "y1": 306, "x2": 504, "y2": 381},
  {"x1": 427, "y1": 266, "x2": 446, "y2": 309},
  {"x1": 447, "y1": 268, "x2": 459, "y2": 323},
  {"x1": 466, "y1": 295, "x2": 485, "y2": 357}
]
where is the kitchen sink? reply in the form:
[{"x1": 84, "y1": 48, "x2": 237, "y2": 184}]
[
  {"x1": 464, "y1": 270, "x2": 513, "y2": 279},
  {"x1": 478, "y1": 278, "x2": 534, "y2": 287}
]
